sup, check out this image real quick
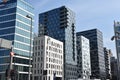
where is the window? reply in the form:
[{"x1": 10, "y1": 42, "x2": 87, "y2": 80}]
[
  {"x1": 35, "y1": 46, "x2": 37, "y2": 50},
  {"x1": 49, "y1": 46, "x2": 51, "y2": 50},
  {"x1": 34, "y1": 70, "x2": 36, "y2": 74},
  {"x1": 35, "y1": 58, "x2": 36, "y2": 62},
  {"x1": 49, "y1": 70, "x2": 50, "y2": 74},
  {"x1": 49, "y1": 58, "x2": 50, "y2": 62},
  {"x1": 39, "y1": 40, "x2": 40, "y2": 44},
  {"x1": 41, "y1": 63, "x2": 42, "y2": 67},
  {"x1": 38, "y1": 52, "x2": 40, "y2": 56},
  {"x1": 41, "y1": 51, "x2": 43, "y2": 55},
  {"x1": 49, "y1": 76, "x2": 50, "y2": 80},
  {"x1": 46, "y1": 46, "x2": 48, "y2": 50},
  {"x1": 38, "y1": 70, "x2": 39, "y2": 74},
  {"x1": 46, "y1": 51, "x2": 48, "y2": 55},
  {"x1": 41, "y1": 57, "x2": 43, "y2": 61},
  {"x1": 41, "y1": 70, "x2": 42, "y2": 74},
  {"x1": 35, "y1": 64, "x2": 36, "y2": 68},
  {"x1": 41, "y1": 45, "x2": 43, "y2": 49},
  {"x1": 35, "y1": 52, "x2": 37, "y2": 56},
  {"x1": 49, "y1": 64, "x2": 50, "y2": 68},
  {"x1": 38, "y1": 46, "x2": 40, "y2": 50}
]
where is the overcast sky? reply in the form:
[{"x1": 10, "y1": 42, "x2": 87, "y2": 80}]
[{"x1": 29, "y1": 0, "x2": 120, "y2": 57}]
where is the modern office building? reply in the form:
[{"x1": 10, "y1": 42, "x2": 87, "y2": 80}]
[
  {"x1": 0, "y1": 0, "x2": 34, "y2": 80},
  {"x1": 77, "y1": 29, "x2": 106, "y2": 80},
  {"x1": 113, "y1": 21, "x2": 120, "y2": 80},
  {"x1": 76, "y1": 36, "x2": 91, "y2": 79},
  {"x1": 33, "y1": 35, "x2": 63, "y2": 80},
  {"x1": 38, "y1": 6, "x2": 77, "y2": 80},
  {"x1": 104, "y1": 47, "x2": 112, "y2": 79},
  {"x1": 110, "y1": 57, "x2": 118, "y2": 80}
]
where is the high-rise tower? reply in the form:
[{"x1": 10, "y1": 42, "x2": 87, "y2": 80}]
[
  {"x1": 0, "y1": 0, "x2": 34, "y2": 80},
  {"x1": 38, "y1": 6, "x2": 77, "y2": 80}
]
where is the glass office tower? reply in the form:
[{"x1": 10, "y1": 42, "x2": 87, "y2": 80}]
[
  {"x1": 77, "y1": 29, "x2": 106, "y2": 80},
  {"x1": 0, "y1": 0, "x2": 34, "y2": 80},
  {"x1": 39, "y1": 6, "x2": 77, "y2": 80}
]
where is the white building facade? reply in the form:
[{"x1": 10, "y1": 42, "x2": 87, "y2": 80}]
[
  {"x1": 77, "y1": 36, "x2": 91, "y2": 79},
  {"x1": 33, "y1": 35, "x2": 63, "y2": 80}
]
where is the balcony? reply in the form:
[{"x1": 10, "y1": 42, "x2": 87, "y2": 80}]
[
  {"x1": 60, "y1": 23, "x2": 68, "y2": 28},
  {"x1": 60, "y1": 7, "x2": 68, "y2": 13},
  {"x1": 60, "y1": 19, "x2": 68, "y2": 23}
]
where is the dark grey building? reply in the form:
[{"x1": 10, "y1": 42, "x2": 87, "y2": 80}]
[
  {"x1": 110, "y1": 57, "x2": 118, "y2": 80},
  {"x1": 38, "y1": 6, "x2": 77, "y2": 80},
  {"x1": 104, "y1": 47, "x2": 112, "y2": 79},
  {"x1": 76, "y1": 29, "x2": 106, "y2": 80}
]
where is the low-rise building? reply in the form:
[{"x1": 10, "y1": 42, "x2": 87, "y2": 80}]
[
  {"x1": 32, "y1": 35, "x2": 63, "y2": 80},
  {"x1": 104, "y1": 47, "x2": 112, "y2": 79},
  {"x1": 77, "y1": 36, "x2": 91, "y2": 79}
]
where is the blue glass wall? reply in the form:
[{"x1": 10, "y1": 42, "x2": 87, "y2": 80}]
[
  {"x1": 0, "y1": 0, "x2": 34, "y2": 56},
  {"x1": 0, "y1": 0, "x2": 17, "y2": 58}
]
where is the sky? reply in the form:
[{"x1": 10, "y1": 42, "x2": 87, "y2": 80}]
[{"x1": 29, "y1": 0, "x2": 120, "y2": 57}]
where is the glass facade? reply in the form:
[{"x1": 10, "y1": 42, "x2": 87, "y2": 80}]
[
  {"x1": 39, "y1": 6, "x2": 77, "y2": 80},
  {"x1": 77, "y1": 29, "x2": 106, "y2": 80},
  {"x1": 0, "y1": 0, "x2": 34, "y2": 80}
]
